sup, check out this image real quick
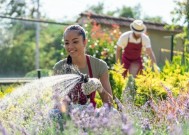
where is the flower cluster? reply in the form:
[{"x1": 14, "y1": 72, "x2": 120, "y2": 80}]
[{"x1": 68, "y1": 103, "x2": 135, "y2": 135}]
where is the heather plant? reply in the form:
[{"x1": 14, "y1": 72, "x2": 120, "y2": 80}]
[
  {"x1": 67, "y1": 103, "x2": 135, "y2": 135},
  {"x1": 122, "y1": 86, "x2": 154, "y2": 134},
  {"x1": 126, "y1": 74, "x2": 136, "y2": 101},
  {"x1": 39, "y1": 103, "x2": 135, "y2": 135},
  {"x1": 140, "y1": 82, "x2": 189, "y2": 134},
  {"x1": 0, "y1": 73, "x2": 137, "y2": 135},
  {"x1": 122, "y1": 79, "x2": 189, "y2": 134},
  {"x1": 0, "y1": 74, "x2": 84, "y2": 134},
  {"x1": 149, "y1": 82, "x2": 189, "y2": 124}
]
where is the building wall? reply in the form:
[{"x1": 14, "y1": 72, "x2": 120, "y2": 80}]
[{"x1": 148, "y1": 30, "x2": 172, "y2": 65}]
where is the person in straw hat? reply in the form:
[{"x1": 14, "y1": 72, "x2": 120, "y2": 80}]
[{"x1": 116, "y1": 19, "x2": 157, "y2": 77}]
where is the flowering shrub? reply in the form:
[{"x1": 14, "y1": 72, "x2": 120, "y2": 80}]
[
  {"x1": 130, "y1": 56, "x2": 189, "y2": 106},
  {"x1": 84, "y1": 21, "x2": 121, "y2": 68},
  {"x1": 67, "y1": 103, "x2": 134, "y2": 135}
]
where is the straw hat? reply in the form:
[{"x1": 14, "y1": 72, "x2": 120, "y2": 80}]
[{"x1": 130, "y1": 20, "x2": 146, "y2": 34}]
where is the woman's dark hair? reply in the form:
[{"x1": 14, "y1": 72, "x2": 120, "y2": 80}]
[
  {"x1": 67, "y1": 55, "x2": 72, "y2": 65},
  {"x1": 63, "y1": 24, "x2": 86, "y2": 41}
]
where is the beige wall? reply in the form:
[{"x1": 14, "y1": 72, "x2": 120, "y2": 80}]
[
  {"x1": 148, "y1": 30, "x2": 183, "y2": 65},
  {"x1": 148, "y1": 30, "x2": 172, "y2": 65}
]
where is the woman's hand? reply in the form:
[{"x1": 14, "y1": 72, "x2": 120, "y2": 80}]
[{"x1": 81, "y1": 78, "x2": 103, "y2": 95}]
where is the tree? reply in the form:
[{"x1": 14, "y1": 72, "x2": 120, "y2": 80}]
[
  {"x1": 85, "y1": 2, "x2": 104, "y2": 14},
  {"x1": 117, "y1": 4, "x2": 142, "y2": 19},
  {"x1": 143, "y1": 16, "x2": 164, "y2": 23},
  {"x1": 171, "y1": 0, "x2": 188, "y2": 25},
  {"x1": 170, "y1": 0, "x2": 189, "y2": 64},
  {"x1": 0, "y1": 21, "x2": 66, "y2": 77},
  {"x1": 0, "y1": 0, "x2": 38, "y2": 18},
  {"x1": 117, "y1": 4, "x2": 163, "y2": 23},
  {"x1": 117, "y1": 6, "x2": 135, "y2": 18}
]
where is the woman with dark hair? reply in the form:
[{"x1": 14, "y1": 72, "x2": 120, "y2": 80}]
[{"x1": 53, "y1": 24, "x2": 113, "y2": 112}]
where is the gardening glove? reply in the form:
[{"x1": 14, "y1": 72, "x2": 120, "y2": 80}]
[{"x1": 81, "y1": 78, "x2": 103, "y2": 95}]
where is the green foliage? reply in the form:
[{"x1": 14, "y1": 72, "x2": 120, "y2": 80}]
[
  {"x1": 143, "y1": 16, "x2": 163, "y2": 23},
  {"x1": 94, "y1": 61, "x2": 126, "y2": 108},
  {"x1": 40, "y1": 24, "x2": 66, "y2": 67},
  {"x1": 95, "y1": 92, "x2": 103, "y2": 108},
  {"x1": 161, "y1": 56, "x2": 189, "y2": 94},
  {"x1": 0, "y1": 21, "x2": 65, "y2": 77},
  {"x1": 0, "y1": 91, "x2": 3, "y2": 98},
  {"x1": 134, "y1": 56, "x2": 189, "y2": 106},
  {"x1": 169, "y1": 0, "x2": 189, "y2": 67},
  {"x1": 171, "y1": 0, "x2": 188, "y2": 25},
  {"x1": 0, "y1": 84, "x2": 19, "y2": 98},
  {"x1": 25, "y1": 69, "x2": 52, "y2": 78},
  {"x1": 2, "y1": 0, "x2": 37, "y2": 18},
  {"x1": 0, "y1": 28, "x2": 36, "y2": 77},
  {"x1": 38, "y1": 120, "x2": 79, "y2": 135},
  {"x1": 134, "y1": 67, "x2": 167, "y2": 106},
  {"x1": 86, "y1": 2, "x2": 104, "y2": 14},
  {"x1": 118, "y1": 6, "x2": 135, "y2": 18},
  {"x1": 109, "y1": 61, "x2": 127, "y2": 102},
  {"x1": 182, "y1": 121, "x2": 189, "y2": 134}
]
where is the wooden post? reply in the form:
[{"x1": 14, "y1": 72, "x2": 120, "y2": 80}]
[
  {"x1": 170, "y1": 35, "x2": 174, "y2": 62},
  {"x1": 37, "y1": 69, "x2": 41, "y2": 79}
]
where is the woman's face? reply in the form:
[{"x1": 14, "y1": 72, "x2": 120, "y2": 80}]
[{"x1": 64, "y1": 30, "x2": 86, "y2": 58}]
